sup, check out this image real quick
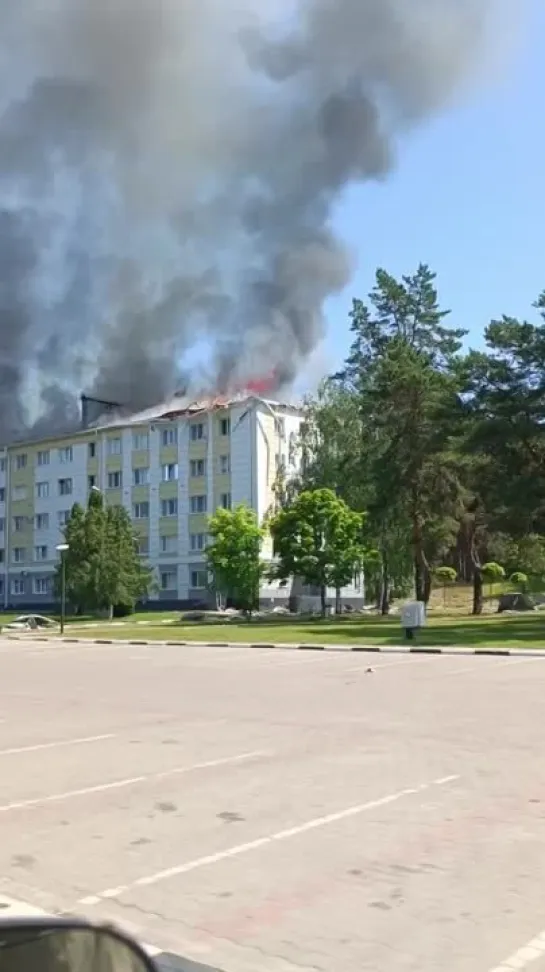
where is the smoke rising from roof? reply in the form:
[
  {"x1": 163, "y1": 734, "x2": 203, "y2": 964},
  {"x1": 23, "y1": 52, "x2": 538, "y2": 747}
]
[{"x1": 0, "y1": 0, "x2": 510, "y2": 439}]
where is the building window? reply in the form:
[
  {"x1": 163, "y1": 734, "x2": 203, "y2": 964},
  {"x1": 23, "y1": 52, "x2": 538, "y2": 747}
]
[
  {"x1": 15, "y1": 453, "x2": 27, "y2": 470},
  {"x1": 34, "y1": 545, "x2": 48, "y2": 562},
  {"x1": 133, "y1": 431, "x2": 149, "y2": 451},
  {"x1": 33, "y1": 577, "x2": 51, "y2": 595},
  {"x1": 12, "y1": 548, "x2": 26, "y2": 564},
  {"x1": 88, "y1": 441, "x2": 96, "y2": 458},
  {"x1": 190, "y1": 495, "x2": 207, "y2": 514},
  {"x1": 36, "y1": 513, "x2": 49, "y2": 530},
  {"x1": 12, "y1": 485, "x2": 27, "y2": 501},
  {"x1": 160, "y1": 570, "x2": 177, "y2": 591},
  {"x1": 191, "y1": 570, "x2": 208, "y2": 590},
  {"x1": 11, "y1": 577, "x2": 25, "y2": 595},
  {"x1": 190, "y1": 533, "x2": 206, "y2": 552},
  {"x1": 162, "y1": 462, "x2": 178, "y2": 482},
  {"x1": 13, "y1": 516, "x2": 25, "y2": 532},
  {"x1": 190, "y1": 459, "x2": 206, "y2": 478},
  {"x1": 88, "y1": 475, "x2": 97, "y2": 490},
  {"x1": 37, "y1": 450, "x2": 50, "y2": 466},
  {"x1": 219, "y1": 454, "x2": 230, "y2": 475},
  {"x1": 276, "y1": 417, "x2": 286, "y2": 438},
  {"x1": 58, "y1": 446, "x2": 73, "y2": 463},
  {"x1": 161, "y1": 427, "x2": 178, "y2": 447},
  {"x1": 160, "y1": 498, "x2": 178, "y2": 517},
  {"x1": 133, "y1": 502, "x2": 150, "y2": 520},
  {"x1": 220, "y1": 492, "x2": 232, "y2": 510},
  {"x1": 133, "y1": 466, "x2": 149, "y2": 486},
  {"x1": 160, "y1": 535, "x2": 177, "y2": 554},
  {"x1": 0, "y1": 488, "x2": 5, "y2": 503},
  {"x1": 36, "y1": 481, "x2": 49, "y2": 499},
  {"x1": 58, "y1": 478, "x2": 73, "y2": 496},
  {"x1": 0, "y1": 457, "x2": 5, "y2": 472},
  {"x1": 107, "y1": 471, "x2": 122, "y2": 489},
  {"x1": 107, "y1": 437, "x2": 122, "y2": 455},
  {"x1": 0, "y1": 519, "x2": 4, "y2": 533},
  {"x1": 135, "y1": 536, "x2": 149, "y2": 556},
  {"x1": 0, "y1": 549, "x2": 4, "y2": 563},
  {"x1": 220, "y1": 417, "x2": 230, "y2": 436},
  {"x1": 190, "y1": 422, "x2": 205, "y2": 442},
  {"x1": 57, "y1": 510, "x2": 70, "y2": 527}
]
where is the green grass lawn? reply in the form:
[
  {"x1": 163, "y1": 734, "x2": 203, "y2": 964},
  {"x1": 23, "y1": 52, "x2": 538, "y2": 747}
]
[{"x1": 49, "y1": 612, "x2": 545, "y2": 649}]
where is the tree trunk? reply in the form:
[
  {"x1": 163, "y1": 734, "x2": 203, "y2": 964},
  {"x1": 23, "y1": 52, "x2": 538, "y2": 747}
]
[
  {"x1": 472, "y1": 564, "x2": 483, "y2": 615},
  {"x1": 320, "y1": 584, "x2": 327, "y2": 617},
  {"x1": 470, "y1": 537, "x2": 484, "y2": 616},
  {"x1": 380, "y1": 550, "x2": 390, "y2": 615},
  {"x1": 412, "y1": 512, "x2": 431, "y2": 604},
  {"x1": 335, "y1": 586, "x2": 342, "y2": 615}
]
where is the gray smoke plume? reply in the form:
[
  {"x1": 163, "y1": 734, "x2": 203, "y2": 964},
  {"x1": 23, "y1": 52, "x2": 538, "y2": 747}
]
[{"x1": 0, "y1": 0, "x2": 512, "y2": 439}]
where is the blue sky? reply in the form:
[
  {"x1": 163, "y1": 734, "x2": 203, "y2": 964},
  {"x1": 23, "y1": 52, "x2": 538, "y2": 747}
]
[{"x1": 306, "y1": 0, "x2": 544, "y2": 386}]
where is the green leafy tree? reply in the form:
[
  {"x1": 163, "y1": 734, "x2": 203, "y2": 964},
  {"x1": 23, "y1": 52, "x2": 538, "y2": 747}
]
[
  {"x1": 206, "y1": 504, "x2": 266, "y2": 614},
  {"x1": 55, "y1": 489, "x2": 152, "y2": 616},
  {"x1": 269, "y1": 488, "x2": 365, "y2": 616},
  {"x1": 510, "y1": 571, "x2": 529, "y2": 593},
  {"x1": 335, "y1": 264, "x2": 467, "y2": 605},
  {"x1": 481, "y1": 562, "x2": 506, "y2": 599},
  {"x1": 462, "y1": 301, "x2": 545, "y2": 536},
  {"x1": 433, "y1": 565, "x2": 457, "y2": 609}
]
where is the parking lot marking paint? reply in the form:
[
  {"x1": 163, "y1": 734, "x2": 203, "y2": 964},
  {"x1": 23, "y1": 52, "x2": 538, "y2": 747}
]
[
  {"x1": 489, "y1": 930, "x2": 545, "y2": 972},
  {"x1": 0, "y1": 733, "x2": 115, "y2": 757},
  {"x1": 0, "y1": 750, "x2": 268, "y2": 813},
  {"x1": 79, "y1": 774, "x2": 460, "y2": 904}
]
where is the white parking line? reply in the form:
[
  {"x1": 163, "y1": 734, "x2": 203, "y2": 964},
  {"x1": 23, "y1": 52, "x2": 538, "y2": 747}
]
[
  {"x1": 78, "y1": 773, "x2": 460, "y2": 905},
  {"x1": 0, "y1": 733, "x2": 115, "y2": 757},
  {"x1": 0, "y1": 750, "x2": 268, "y2": 813},
  {"x1": 489, "y1": 927, "x2": 545, "y2": 972}
]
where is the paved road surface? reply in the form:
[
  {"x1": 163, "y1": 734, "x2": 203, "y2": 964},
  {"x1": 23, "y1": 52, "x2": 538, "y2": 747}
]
[{"x1": 1, "y1": 636, "x2": 545, "y2": 972}]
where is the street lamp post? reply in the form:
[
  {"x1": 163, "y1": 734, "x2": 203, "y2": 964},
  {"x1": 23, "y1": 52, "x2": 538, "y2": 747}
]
[{"x1": 56, "y1": 543, "x2": 69, "y2": 634}]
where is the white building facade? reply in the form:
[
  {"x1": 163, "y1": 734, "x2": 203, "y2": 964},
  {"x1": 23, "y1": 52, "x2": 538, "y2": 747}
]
[{"x1": 0, "y1": 394, "x2": 364, "y2": 610}]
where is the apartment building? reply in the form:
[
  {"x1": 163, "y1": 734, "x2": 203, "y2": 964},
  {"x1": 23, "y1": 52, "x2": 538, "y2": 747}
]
[{"x1": 0, "y1": 393, "x2": 307, "y2": 608}]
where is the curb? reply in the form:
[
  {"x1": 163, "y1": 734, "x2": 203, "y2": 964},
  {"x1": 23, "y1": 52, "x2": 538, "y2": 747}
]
[{"x1": 4, "y1": 634, "x2": 545, "y2": 656}]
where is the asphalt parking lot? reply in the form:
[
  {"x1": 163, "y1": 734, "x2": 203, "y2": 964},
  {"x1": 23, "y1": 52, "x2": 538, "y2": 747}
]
[{"x1": 1, "y1": 636, "x2": 545, "y2": 972}]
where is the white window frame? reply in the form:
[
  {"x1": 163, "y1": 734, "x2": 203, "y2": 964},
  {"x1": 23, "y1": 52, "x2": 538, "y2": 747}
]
[
  {"x1": 35, "y1": 513, "x2": 49, "y2": 530},
  {"x1": 57, "y1": 510, "x2": 70, "y2": 527},
  {"x1": 132, "y1": 431, "x2": 149, "y2": 451},
  {"x1": 36, "y1": 481, "x2": 49, "y2": 499},
  {"x1": 160, "y1": 570, "x2": 177, "y2": 591},
  {"x1": 11, "y1": 577, "x2": 25, "y2": 595},
  {"x1": 37, "y1": 450, "x2": 50, "y2": 467},
  {"x1": 133, "y1": 502, "x2": 150, "y2": 520},
  {"x1": 161, "y1": 427, "x2": 178, "y2": 447},
  {"x1": 107, "y1": 470, "x2": 122, "y2": 489},
  {"x1": 190, "y1": 495, "x2": 207, "y2": 514},
  {"x1": 34, "y1": 545, "x2": 48, "y2": 562},
  {"x1": 12, "y1": 548, "x2": 26, "y2": 564},
  {"x1": 190, "y1": 459, "x2": 206, "y2": 478},
  {"x1": 160, "y1": 498, "x2": 178, "y2": 518},
  {"x1": 33, "y1": 577, "x2": 51, "y2": 595},
  {"x1": 107, "y1": 437, "x2": 122, "y2": 456},
  {"x1": 220, "y1": 417, "x2": 230, "y2": 436},
  {"x1": 162, "y1": 462, "x2": 178, "y2": 482},
  {"x1": 160, "y1": 535, "x2": 177, "y2": 554},
  {"x1": 190, "y1": 533, "x2": 206, "y2": 552},
  {"x1": 190, "y1": 423, "x2": 205, "y2": 442},
  {"x1": 219, "y1": 454, "x2": 230, "y2": 475},
  {"x1": 133, "y1": 467, "x2": 149, "y2": 486},
  {"x1": 58, "y1": 478, "x2": 73, "y2": 496},
  {"x1": 191, "y1": 570, "x2": 208, "y2": 590},
  {"x1": 58, "y1": 446, "x2": 73, "y2": 463},
  {"x1": 220, "y1": 492, "x2": 232, "y2": 510}
]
